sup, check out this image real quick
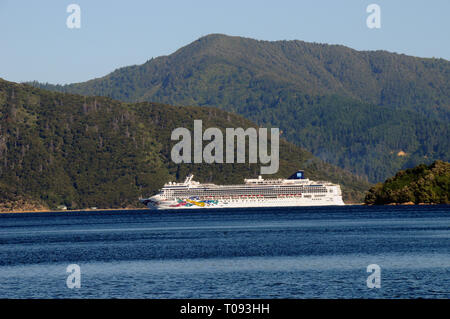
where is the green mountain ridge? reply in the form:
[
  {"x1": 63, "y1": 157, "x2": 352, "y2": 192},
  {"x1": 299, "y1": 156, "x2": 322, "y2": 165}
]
[
  {"x1": 29, "y1": 34, "x2": 450, "y2": 182},
  {"x1": 0, "y1": 78, "x2": 369, "y2": 210}
]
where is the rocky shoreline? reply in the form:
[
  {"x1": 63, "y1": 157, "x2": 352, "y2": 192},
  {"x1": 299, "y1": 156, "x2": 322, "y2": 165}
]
[{"x1": 0, "y1": 199, "x2": 49, "y2": 213}]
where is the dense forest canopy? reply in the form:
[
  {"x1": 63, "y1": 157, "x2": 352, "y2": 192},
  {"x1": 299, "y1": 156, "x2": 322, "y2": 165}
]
[
  {"x1": 365, "y1": 161, "x2": 450, "y2": 205},
  {"x1": 0, "y1": 78, "x2": 369, "y2": 211},
  {"x1": 28, "y1": 34, "x2": 450, "y2": 183}
]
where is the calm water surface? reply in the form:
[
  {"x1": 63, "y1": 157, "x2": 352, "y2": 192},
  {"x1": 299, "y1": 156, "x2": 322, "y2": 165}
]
[{"x1": 0, "y1": 205, "x2": 449, "y2": 298}]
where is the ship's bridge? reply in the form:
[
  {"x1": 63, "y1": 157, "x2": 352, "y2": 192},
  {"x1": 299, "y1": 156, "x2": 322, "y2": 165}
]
[{"x1": 244, "y1": 179, "x2": 311, "y2": 185}]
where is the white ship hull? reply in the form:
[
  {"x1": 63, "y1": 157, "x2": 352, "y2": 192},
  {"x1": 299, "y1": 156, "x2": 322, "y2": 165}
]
[
  {"x1": 140, "y1": 171, "x2": 345, "y2": 210},
  {"x1": 142, "y1": 196, "x2": 344, "y2": 210}
]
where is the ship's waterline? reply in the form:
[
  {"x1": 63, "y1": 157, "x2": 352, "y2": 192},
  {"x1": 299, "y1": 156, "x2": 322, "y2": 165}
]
[{"x1": 140, "y1": 170, "x2": 344, "y2": 209}]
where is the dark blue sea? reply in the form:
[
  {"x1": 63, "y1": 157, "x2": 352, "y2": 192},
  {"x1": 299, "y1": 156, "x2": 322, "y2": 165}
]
[{"x1": 0, "y1": 205, "x2": 449, "y2": 299}]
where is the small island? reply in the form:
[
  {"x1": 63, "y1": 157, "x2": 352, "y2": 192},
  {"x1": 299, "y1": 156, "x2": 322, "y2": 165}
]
[{"x1": 365, "y1": 161, "x2": 450, "y2": 205}]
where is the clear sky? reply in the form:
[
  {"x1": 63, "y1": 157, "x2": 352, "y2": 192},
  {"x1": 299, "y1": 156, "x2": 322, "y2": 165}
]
[{"x1": 0, "y1": 0, "x2": 449, "y2": 84}]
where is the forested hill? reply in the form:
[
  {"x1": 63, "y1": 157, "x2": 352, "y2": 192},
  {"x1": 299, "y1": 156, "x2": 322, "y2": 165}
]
[
  {"x1": 28, "y1": 34, "x2": 450, "y2": 183},
  {"x1": 365, "y1": 161, "x2": 450, "y2": 205},
  {"x1": 0, "y1": 78, "x2": 369, "y2": 211}
]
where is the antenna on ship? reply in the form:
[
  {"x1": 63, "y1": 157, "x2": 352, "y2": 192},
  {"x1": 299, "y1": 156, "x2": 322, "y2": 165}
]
[{"x1": 184, "y1": 174, "x2": 194, "y2": 185}]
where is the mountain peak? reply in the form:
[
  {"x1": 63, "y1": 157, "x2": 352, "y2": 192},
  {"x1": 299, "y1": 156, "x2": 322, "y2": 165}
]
[{"x1": 26, "y1": 35, "x2": 450, "y2": 182}]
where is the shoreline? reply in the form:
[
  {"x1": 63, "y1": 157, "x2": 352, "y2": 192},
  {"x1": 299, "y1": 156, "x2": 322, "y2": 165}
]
[
  {"x1": 0, "y1": 207, "x2": 149, "y2": 214},
  {"x1": 1, "y1": 202, "x2": 445, "y2": 214}
]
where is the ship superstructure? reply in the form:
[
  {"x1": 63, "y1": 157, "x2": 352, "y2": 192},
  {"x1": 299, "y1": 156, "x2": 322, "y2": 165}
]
[{"x1": 140, "y1": 171, "x2": 345, "y2": 209}]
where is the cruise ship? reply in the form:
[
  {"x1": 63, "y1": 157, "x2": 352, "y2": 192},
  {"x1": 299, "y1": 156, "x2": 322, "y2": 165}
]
[{"x1": 139, "y1": 171, "x2": 345, "y2": 209}]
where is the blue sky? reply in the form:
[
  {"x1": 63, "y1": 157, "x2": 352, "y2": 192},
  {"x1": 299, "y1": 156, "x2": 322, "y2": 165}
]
[{"x1": 0, "y1": 0, "x2": 448, "y2": 84}]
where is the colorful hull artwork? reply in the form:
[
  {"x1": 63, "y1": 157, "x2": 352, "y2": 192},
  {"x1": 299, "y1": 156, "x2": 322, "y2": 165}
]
[{"x1": 169, "y1": 198, "x2": 219, "y2": 208}]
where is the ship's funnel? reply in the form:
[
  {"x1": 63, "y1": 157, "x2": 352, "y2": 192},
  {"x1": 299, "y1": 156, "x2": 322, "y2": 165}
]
[{"x1": 287, "y1": 170, "x2": 305, "y2": 180}]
